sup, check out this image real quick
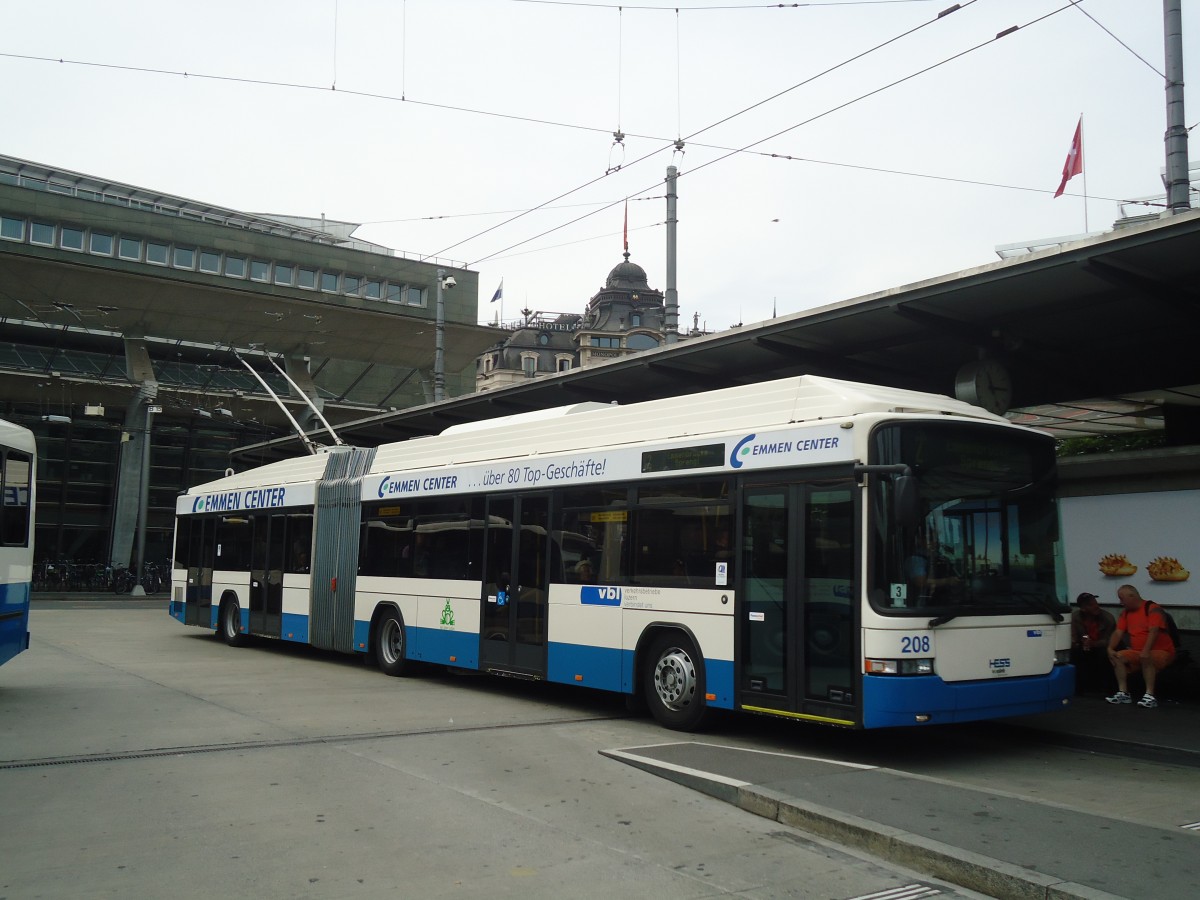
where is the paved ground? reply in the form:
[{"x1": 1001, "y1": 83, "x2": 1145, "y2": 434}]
[
  {"x1": 4, "y1": 604, "x2": 1006, "y2": 900},
  {"x1": 16, "y1": 594, "x2": 1200, "y2": 899}
]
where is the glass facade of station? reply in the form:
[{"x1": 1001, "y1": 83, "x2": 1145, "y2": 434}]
[{"x1": 0, "y1": 404, "x2": 264, "y2": 576}]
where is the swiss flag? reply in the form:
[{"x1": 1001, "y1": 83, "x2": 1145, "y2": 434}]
[{"x1": 1054, "y1": 118, "x2": 1084, "y2": 198}]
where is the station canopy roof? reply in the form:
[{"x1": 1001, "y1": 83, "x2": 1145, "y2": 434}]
[{"x1": 234, "y1": 208, "x2": 1200, "y2": 465}]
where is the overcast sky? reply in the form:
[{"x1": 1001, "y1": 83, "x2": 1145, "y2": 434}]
[{"x1": 4, "y1": 1, "x2": 1195, "y2": 330}]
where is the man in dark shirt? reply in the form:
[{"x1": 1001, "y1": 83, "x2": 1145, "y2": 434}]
[{"x1": 1070, "y1": 591, "x2": 1115, "y2": 694}]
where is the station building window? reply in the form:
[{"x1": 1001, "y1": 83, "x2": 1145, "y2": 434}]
[
  {"x1": 60, "y1": 226, "x2": 84, "y2": 251},
  {"x1": 274, "y1": 264, "x2": 293, "y2": 286},
  {"x1": 344, "y1": 275, "x2": 360, "y2": 296},
  {"x1": 146, "y1": 241, "x2": 169, "y2": 265},
  {"x1": 364, "y1": 280, "x2": 381, "y2": 300},
  {"x1": 250, "y1": 260, "x2": 270, "y2": 282},
  {"x1": 199, "y1": 250, "x2": 220, "y2": 273},
  {"x1": 1, "y1": 216, "x2": 25, "y2": 241},
  {"x1": 173, "y1": 246, "x2": 195, "y2": 269},
  {"x1": 89, "y1": 232, "x2": 114, "y2": 256},
  {"x1": 119, "y1": 237, "x2": 141, "y2": 260},
  {"x1": 297, "y1": 268, "x2": 316, "y2": 289},
  {"x1": 385, "y1": 282, "x2": 404, "y2": 304},
  {"x1": 321, "y1": 272, "x2": 339, "y2": 293},
  {"x1": 225, "y1": 255, "x2": 246, "y2": 278},
  {"x1": 406, "y1": 286, "x2": 426, "y2": 307},
  {"x1": 30, "y1": 222, "x2": 55, "y2": 246}
]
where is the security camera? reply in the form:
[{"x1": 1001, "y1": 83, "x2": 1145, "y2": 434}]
[{"x1": 442, "y1": 276, "x2": 457, "y2": 289}]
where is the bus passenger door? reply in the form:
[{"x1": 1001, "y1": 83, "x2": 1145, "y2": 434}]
[
  {"x1": 246, "y1": 513, "x2": 284, "y2": 639},
  {"x1": 264, "y1": 513, "x2": 286, "y2": 637},
  {"x1": 480, "y1": 494, "x2": 550, "y2": 675},
  {"x1": 248, "y1": 513, "x2": 268, "y2": 636},
  {"x1": 738, "y1": 479, "x2": 858, "y2": 722},
  {"x1": 185, "y1": 517, "x2": 214, "y2": 627}
]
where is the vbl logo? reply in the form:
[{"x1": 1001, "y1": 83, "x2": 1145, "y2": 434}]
[{"x1": 582, "y1": 586, "x2": 622, "y2": 606}]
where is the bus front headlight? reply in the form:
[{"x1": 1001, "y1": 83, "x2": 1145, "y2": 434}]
[{"x1": 865, "y1": 658, "x2": 934, "y2": 675}]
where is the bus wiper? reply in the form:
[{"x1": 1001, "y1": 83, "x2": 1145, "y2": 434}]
[
  {"x1": 1017, "y1": 593, "x2": 1064, "y2": 622},
  {"x1": 928, "y1": 614, "x2": 956, "y2": 627}
]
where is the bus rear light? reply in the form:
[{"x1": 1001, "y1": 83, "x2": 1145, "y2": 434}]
[
  {"x1": 866, "y1": 658, "x2": 933, "y2": 675},
  {"x1": 1054, "y1": 649, "x2": 1071, "y2": 665}
]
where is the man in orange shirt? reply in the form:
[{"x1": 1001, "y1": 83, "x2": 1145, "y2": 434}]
[{"x1": 1106, "y1": 584, "x2": 1176, "y2": 708}]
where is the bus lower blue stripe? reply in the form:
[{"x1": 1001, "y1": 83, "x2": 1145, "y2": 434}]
[
  {"x1": 281, "y1": 613, "x2": 309, "y2": 644},
  {"x1": 547, "y1": 642, "x2": 629, "y2": 693},
  {"x1": 0, "y1": 581, "x2": 31, "y2": 667},
  {"x1": 406, "y1": 625, "x2": 479, "y2": 669},
  {"x1": 861, "y1": 667, "x2": 1075, "y2": 728}
]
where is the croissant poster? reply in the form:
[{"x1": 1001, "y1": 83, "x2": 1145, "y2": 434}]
[{"x1": 1060, "y1": 490, "x2": 1198, "y2": 607}]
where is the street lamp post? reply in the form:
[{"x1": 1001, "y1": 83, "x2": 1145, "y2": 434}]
[
  {"x1": 434, "y1": 269, "x2": 445, "y2": 401},
  {"x1": 131, "y1": 403, "x2": 159, "y2": 597}
]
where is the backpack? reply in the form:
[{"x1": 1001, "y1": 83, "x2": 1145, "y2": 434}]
[{"x1": 1146, "y1": 602, "x2": 1183, "y2": 653}]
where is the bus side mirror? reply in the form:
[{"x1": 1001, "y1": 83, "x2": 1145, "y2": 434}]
[
  {"x1": 854, "y1": 464, "x2": 920, "y2": 528},
  {"x1": 894, "y1": 474, "x2": 920, "y2": 529}
]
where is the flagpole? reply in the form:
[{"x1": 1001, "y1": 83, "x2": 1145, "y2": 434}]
[{"x1": 1080, "y1": 113, "x2": 1088, "y2": 232}]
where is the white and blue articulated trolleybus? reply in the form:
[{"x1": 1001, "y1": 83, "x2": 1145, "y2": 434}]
[
  {"x1": 170, "y1": 375, "x2": 1073, "y2": 730},
  {"x1": 0, "y1": 418, "x2": 36, "y2": 670}
]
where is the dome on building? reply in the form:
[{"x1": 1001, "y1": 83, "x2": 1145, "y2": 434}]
[{"x1": 605, "y1": 253, "x2": 651, "y2": 291}]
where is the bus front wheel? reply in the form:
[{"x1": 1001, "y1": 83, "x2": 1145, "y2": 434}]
[
  {"x1": 643, "y1": 632, "x2": 708, "y2": 731},
  {"x1": 374, "y1": 610, "x2": 409, "y2": 677},
  {"x1": 219, "y1": 599, "x2": 246, "y2": 647}
]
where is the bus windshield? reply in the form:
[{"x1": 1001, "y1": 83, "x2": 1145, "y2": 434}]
[{"x1": 868, "y1": 422, "x2": 1063, "y2": 619}]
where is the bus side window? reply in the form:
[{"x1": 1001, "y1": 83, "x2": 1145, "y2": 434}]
[
  {"x1": 2, "y1": 450, "x2": 32, "y2": 546},
  {"x1": 286, "y1": 514, "x2": 313, "y2": 574}
]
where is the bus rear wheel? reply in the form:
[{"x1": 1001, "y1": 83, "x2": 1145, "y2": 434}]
[
  {"x1": 219, "y1": 599, "x2": 246, "y2": 647},
  {"x1": 643, "y1": 632, "x2": 708, "y2": 731},
  {"x1": 374, "y1": 609, "x2": 408, "y2": 677}
]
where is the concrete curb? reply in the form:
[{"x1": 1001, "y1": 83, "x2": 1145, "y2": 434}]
[
  {"x1": 737, "y1": 785, "x2": 1128, "y2": 900},
  {"x1": 1002, "y1": 722, "x2": 1200, "y2": 770},
  {"x1": 602, "y1": 746, "x2": 1130, "y2": 900}
]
